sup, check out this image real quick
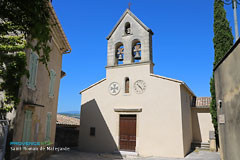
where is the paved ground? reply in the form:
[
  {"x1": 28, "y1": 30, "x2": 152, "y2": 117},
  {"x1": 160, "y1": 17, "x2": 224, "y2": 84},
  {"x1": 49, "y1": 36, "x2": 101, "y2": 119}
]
[{"x1": 46, "y1": 149, "x2": 220, "y2": 160}]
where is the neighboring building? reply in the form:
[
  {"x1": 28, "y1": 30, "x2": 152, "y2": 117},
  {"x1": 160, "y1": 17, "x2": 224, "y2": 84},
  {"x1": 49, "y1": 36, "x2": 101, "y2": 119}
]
[
  {"x1": 6, "y1": 2, "x2": 71, "y2": 160},
  {"x1": 55, "y1": 114, "x2": 79, "y2": 147},
  {"x1": 191, "y1": 97, "x2": 215, "y2": 150},
  {"x1": 56, "y1": 114, "x2": 80, "y2": 126},
  {"x1": 214, "y1": 38, "x2": 240, "y2": 160},
  {"x1": 78, "y1": 9, "x2": 214, "y2": 158}
]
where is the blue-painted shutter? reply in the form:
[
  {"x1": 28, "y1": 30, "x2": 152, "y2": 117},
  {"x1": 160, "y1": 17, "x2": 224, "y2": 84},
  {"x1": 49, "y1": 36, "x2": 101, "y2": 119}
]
[
  {"x1": 32, "y1": 53, "x2": 38, "y2": 87},
  {"x1": 22, "y1": 110, "x2": 32, "y2": 141},
  {"x1": 28, "y1": 53, "x2": 34, "y2": 88},
  {"x1": 45, "y1": 112, "x2": 52, "y2": 141},
  {"x1": 49, "y1": 70, "x2": 56, "y2": 97},
  {"x1": 28, "y1": 53, "x2": 38, "y2": 89}
]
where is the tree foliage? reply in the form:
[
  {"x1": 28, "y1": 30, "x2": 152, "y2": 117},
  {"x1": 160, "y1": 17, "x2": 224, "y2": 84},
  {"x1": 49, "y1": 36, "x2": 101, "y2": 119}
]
[
  {"x1": 213, "y1": 0, "x2": 234, "y2": 66},
  {"x1": 211, "y1": 0, "x2": 234, "y2": 145},
  {"x1": 0, "y1": 0, "x2": 52, "y2": 114}
]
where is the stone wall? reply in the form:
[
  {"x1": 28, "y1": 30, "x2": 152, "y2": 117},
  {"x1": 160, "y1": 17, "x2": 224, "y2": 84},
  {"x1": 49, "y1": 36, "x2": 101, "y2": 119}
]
[
  {"x1": 214, "y1": 39, "x2": 240, "y2": 160},
  {"x1": 55, "y1": 126, "x2": 79, "y2": 147}
]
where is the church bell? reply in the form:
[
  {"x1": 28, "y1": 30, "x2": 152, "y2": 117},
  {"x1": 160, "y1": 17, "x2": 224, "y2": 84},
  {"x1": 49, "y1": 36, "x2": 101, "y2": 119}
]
[
  {"x1": 134, "y1": 51, "x2": 141, "y2": 60},
  {"x1": 126, "y1": 28, "x2": 131, "y2": 34},
  {"x1": 118, "y1": 54, "x2": 124, "y2": 61}
]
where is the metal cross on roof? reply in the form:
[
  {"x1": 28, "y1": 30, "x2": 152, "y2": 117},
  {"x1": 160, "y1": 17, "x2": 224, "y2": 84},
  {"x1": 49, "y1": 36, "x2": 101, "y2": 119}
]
[{"x1": 128, "y1": 1, "x2": 132, "y2": 10}]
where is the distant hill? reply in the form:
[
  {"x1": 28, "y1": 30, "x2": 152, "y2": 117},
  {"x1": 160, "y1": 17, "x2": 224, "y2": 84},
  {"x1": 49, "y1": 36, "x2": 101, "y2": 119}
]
[
  {"x1": 58, "y1": 111, "x2": 80, "y2": 119},
  {"x1": 59, "y1": 111, "x2": 80, "y2": 114}
]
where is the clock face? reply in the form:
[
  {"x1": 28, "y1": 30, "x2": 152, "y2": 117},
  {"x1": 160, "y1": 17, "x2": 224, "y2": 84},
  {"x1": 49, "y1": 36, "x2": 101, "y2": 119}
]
[
  {"x1": 109, "y1": 82, "x2": 120, "y2": 95},
  {"x1": 134, "y1": 80, "x2": 146, "y2": 94}
]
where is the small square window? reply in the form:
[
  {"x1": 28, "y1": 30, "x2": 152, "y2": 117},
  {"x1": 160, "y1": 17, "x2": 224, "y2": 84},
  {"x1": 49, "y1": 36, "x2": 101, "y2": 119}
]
[{"x1": 90, "y1": 127, "x2": 95, "y2": 136}]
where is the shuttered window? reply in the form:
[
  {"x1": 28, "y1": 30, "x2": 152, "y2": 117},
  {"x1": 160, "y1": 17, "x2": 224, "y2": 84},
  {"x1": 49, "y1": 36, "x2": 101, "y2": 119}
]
[
  {"x1": 49, "y1": 70, "x2": 56, "y2": 97},
  {"x1": 28, "y1": 52, "x2": 38, "y2": 89},
  {"x1": 45, "y1": 112, "x2": 52, "y2": 141},
  {"x1": 22, "y1": 110, "x2": 32, "y2": 141}
]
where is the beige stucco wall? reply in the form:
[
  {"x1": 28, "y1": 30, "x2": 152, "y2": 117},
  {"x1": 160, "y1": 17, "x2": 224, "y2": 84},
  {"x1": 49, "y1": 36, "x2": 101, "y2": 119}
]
[
  {"x1": 191, "y1": 108, "x2": 214, "y2": 143},
  {"x1": 13, "y1": 40, "x2": 62, "y2": 142},
  {"x1": 180, "y1": 86, "x2": 193, "y2": 155},
  {"x1": 79, "y1": 63, "x2": 193, "y2": 158},
  {"x1": 11, "y1": 31, "x2": 65, "y2": 159}
]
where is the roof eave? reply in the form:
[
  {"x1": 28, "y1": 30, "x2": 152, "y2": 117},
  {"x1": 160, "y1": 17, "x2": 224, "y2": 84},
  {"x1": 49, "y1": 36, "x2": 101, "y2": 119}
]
[
  {"x1": 80, "y1": 78, "x2": 106, "y2": 94},
  {"x1": 48, "y1": 2, "x2": 72, "y2": 54},
  {"x1": 106, "y1": 9, "x2": 154, "y2": 40},
  {"x1": 181, "y1": 82, "x2": 196, "y2": 97},
  {"x1": 150, "y1": 74, "x2": 196, "y2": 97},
  {"x1": 214, "y1": 37, "x2": 240, "y2": 71}
]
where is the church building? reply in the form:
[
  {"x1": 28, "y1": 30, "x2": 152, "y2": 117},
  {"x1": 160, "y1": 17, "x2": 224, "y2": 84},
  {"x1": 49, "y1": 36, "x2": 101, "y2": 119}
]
[{"x1": 78, "y1": 9, "x2": 214, "y2": 158}]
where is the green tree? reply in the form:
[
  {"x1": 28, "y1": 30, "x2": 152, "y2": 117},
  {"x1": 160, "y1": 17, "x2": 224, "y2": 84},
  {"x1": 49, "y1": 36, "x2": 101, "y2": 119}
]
[
  {"x1": 211, "y1": 0, "x2": 234, "y2": 147},
  {"x1": 0, "y1": 0, "x2": 52, "y2": 116}
]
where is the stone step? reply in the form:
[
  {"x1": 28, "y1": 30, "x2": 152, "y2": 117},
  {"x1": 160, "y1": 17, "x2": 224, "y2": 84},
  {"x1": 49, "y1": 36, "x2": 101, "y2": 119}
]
[
  {"x1": 100, "y1": 151, "x2": 139, "y2": 159},
  {"x1": 119, "y1": 151, "x2": 138, "y2": 158},
  {"x1": 191, "y1": 142, "x2": 210, "y2": 150}
]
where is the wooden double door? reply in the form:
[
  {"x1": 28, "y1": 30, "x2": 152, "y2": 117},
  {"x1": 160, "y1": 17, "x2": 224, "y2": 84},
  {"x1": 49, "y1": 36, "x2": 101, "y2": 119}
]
[{"x1": 119, "y1": 115, "x2": 136, "y2": 151}]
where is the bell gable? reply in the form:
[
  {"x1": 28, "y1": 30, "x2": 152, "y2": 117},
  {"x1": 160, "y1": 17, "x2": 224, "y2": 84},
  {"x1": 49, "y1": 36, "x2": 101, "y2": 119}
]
[{"x1": 106, "y1": 9, "x2": 154, "y2": 67}]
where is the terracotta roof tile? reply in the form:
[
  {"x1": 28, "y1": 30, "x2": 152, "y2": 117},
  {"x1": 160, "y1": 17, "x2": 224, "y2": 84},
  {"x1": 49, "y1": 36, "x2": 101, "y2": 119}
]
[
  {"x1": 56, "y1": 114, "x2": 80, "y2": 126},
  {"x1": 195, "y1": 97, "x2": 211, "y2": 108}
]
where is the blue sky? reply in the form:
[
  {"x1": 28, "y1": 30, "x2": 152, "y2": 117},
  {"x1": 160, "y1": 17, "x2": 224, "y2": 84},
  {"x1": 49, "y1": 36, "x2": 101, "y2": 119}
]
[{"x1": 52, "y1": 0, "x2": 239, "y2": 113}]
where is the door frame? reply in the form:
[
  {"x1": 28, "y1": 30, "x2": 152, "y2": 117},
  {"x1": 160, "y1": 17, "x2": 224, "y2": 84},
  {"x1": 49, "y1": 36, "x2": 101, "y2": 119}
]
[{"x1": 118, "y1": 114, "x2": 137, "y2": 152}]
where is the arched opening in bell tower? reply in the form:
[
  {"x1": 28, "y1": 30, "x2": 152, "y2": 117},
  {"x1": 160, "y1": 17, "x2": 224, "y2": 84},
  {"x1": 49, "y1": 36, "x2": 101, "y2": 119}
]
[
  {"x1": 115, "y1": 42, "x2": 124, "y2": 65},
  {"x1": 125, "y1": 22, "x2": 131, "y2": 35},
  {"x1": 132, "y1": 40, "x2": 141, "y2": 63}
]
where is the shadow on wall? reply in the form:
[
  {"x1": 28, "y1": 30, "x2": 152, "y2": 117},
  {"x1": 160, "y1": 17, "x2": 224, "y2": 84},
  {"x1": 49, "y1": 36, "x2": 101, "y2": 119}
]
[
  {"x1": 78, "y1": 99, "x2": 122, "y2": 158},
  {"x1": 191, "y1": 108, "x2": 202, "y2": 143}
]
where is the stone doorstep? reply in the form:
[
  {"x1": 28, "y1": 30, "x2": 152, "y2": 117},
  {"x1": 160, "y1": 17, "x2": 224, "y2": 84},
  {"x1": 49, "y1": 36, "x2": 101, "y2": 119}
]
[
  {"x1": 99, "y1": 153, "x2": 123, "y2": 159},
  {"x1": 99, "y1": 150, "x2": 139, "y2": 159},
  {"x1": 191, "y1": 142, "x2": 210, "y2": 150},
  {"x1": 119, "y1": 150, "x2": 138, "y2": 157}
]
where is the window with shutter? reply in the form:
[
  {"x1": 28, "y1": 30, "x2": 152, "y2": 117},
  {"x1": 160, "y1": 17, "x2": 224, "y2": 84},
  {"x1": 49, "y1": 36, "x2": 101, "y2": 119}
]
[
  {"x1": 22, "y1": 110, "x2": 32, "y2": 142},
  {"x1": 28, "y1": 52, "x2": 38, "y2": 89},
  {"x1": 49, "y1": 70, "x2": 56, "y2": 97},
  {"x1": 45, "y1": 112, "x2": 52, "y2": 141}
]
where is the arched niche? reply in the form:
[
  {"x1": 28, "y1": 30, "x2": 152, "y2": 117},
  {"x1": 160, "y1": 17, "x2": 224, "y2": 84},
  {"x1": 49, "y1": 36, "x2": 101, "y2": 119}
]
[
  {"x1": 115, "y1": 42, "x2": 124, "y2": 65},
  {"x1": 125, "y1": 77, "x2": 130, "y2": 93},
  {"x1": 125, "y1": 22, "x2": 131, "y2": 35},
  {"x1": 132, "y1": 39, "x2": 141, "y2": 63}
]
